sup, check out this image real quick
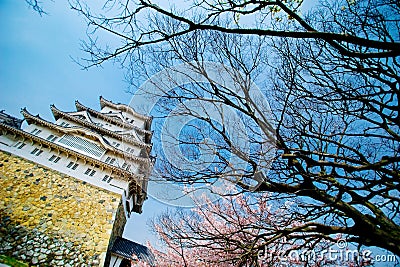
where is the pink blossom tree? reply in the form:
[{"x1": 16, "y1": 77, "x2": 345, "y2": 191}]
[{"x1": 142, "y1": 193, "x2": 367, "y2": 267}]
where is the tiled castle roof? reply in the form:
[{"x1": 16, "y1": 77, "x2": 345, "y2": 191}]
[
  {"x1": 0, "y1": 110, "x2": 23, "y2": 129},
  {"x1": 111, "y1": 237, "x2": 156, "y2": 266}
]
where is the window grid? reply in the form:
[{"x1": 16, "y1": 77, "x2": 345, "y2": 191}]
[{"x1": 58, "y1": 134, "x2": 105, "y2": 158}]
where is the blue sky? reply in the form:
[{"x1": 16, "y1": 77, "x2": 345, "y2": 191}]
[
  {"x1": 1, "y1": 1, "x2": 399, "y2": 264},
  {"x1": 0, "y1": 0, "x2": 165, "y2": 245}
]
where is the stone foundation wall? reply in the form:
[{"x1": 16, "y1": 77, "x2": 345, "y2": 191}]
[{"x1": 0, "y1": 151, "x2": 123, "y2": 266}]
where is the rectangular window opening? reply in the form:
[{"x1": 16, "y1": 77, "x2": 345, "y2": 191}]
[
  {"x1": 31, "y1": 129, "x2": 42, "y2": 136},
  {"x1": 13, "y1": 142, "x2": 21, "y2": 148},
  {"x1": 17, "y1": 143, "x2": 26, "y2": 149}
]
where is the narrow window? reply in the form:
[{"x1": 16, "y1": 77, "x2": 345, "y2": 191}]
[
  {"x1": 49, "y1": 155, "x2": 56, "y2": 161},
  {"x1": 115, "y1": 143, "x2": 120, "y2": 148},
  {"x1": 46, "y1": 135, "x2": 54, "y2": 141},
  {"x1": 102, "y1": 175, "x2": 109, "y2": 182},
  {"x1": 107, "y1": 177, "x2": 113, "y2": 183},
  {"x1": 17, "y1": 143, "x2": 26, "y2": 149},
  {"x1": 84, "y1": 168, "x2": 91, "y2": 175},
  {"x1": 31, "y1": 129, "x2": 42, "y2": 136},
  {"x1": 13, "y1": 142, "x2": 21, "y2": 147},
  {"x1": 105, "y1": 157, "x2": 111, "y2": 163},
  {"x1": 54, "y1": 157, "x2": 61, "y2": 163},
  {"x1": 126, "y1": 165, "x2": 131, "y2": 171},
  {"x1": 67, "y1": 162, "x2": 74, "y2": 168},
  {"x1": 31, "y1": 148, "x2": 39, "y2": 155},
  {"x1": 110, "y1": 158, "x2": 115, "y2": 164},
  {"x1": 72, "y1": 163, "x2": 79, "y2": 170},
  {"x1": 36, "y1": 150, "x2": 43, "y2": 156},
  {"x1": 89, "y1": 170, "x2": 96, "y2": 177},
  {"x1": 51, "y1": 136, "x2": 58, "y2": 142},
  {"x1": 122, "y1": 163, "x2": 127, "y2": 169},
  {"x1": 60, "y1": 122, "x2": 65, "y2": 126}
]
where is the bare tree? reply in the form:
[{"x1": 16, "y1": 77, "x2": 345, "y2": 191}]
[
  {"x1": 67, "y1": 0, "x2": 400, "y2": 66},
  {"x1": 134, "y1": 26, "x2": 400, "y2": 256},
  {"x1": 25, "y1": 0, "x2": 47, "y2": 16}
]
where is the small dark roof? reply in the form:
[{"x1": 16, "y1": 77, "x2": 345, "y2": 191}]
[
  {"x1": 0, "y1": 110, "x2": 23, "y2": 129},
  {"x1": 111, "y1": 237, "x2": 156, "y2": 266}
]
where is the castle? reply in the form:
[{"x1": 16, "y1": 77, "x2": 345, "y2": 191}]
[{"x1": 0, "y1": 97, "x2": 154, "y2": 266}]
